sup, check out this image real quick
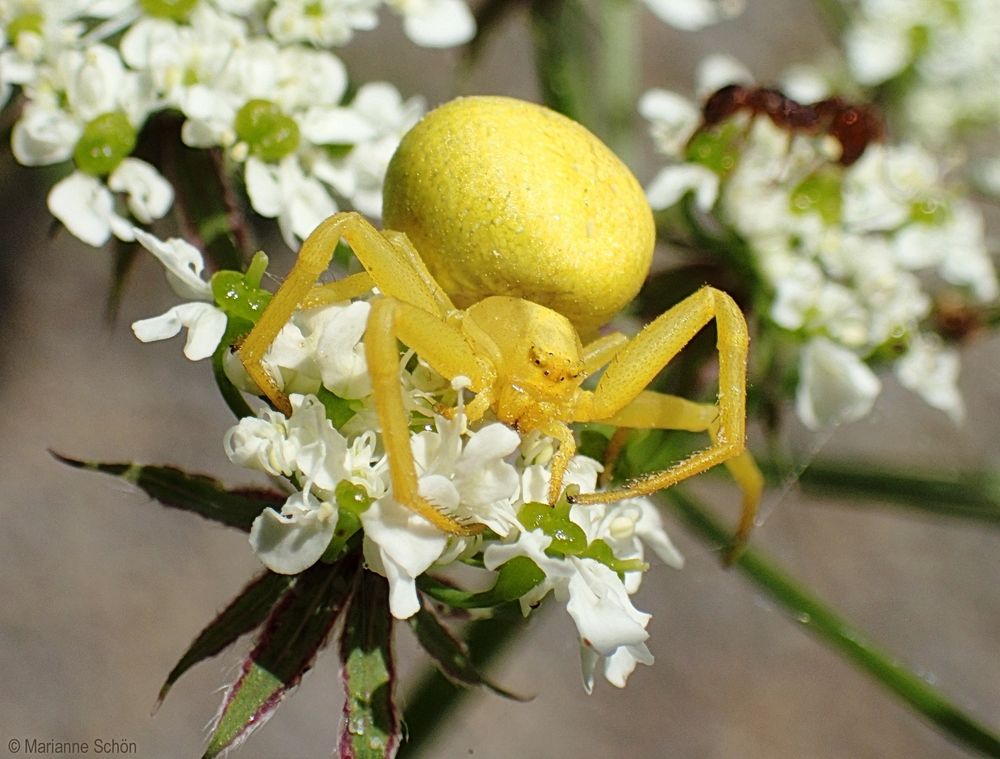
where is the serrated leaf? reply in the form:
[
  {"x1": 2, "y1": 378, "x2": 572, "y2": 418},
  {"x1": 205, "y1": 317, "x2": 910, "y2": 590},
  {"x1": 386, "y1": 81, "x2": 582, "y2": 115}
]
[
  {"x1": 338, "y1": 571, "x2": 400, "y2": 759},
  {"x1": 203, "y1": 556, "x2": 359, "y2": 759},
  {"x1": 53, "y1": 453, "x2": 282, "y2": 531},
  {"x1": 408, "y1": 603, "x2": 527, "y2": 701},
  {"x1": 157, "y1": 570, "x2": 294, "y2": 707}
]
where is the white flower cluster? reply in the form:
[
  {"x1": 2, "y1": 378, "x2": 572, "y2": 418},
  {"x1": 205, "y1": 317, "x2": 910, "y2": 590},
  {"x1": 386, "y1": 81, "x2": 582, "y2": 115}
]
[
  {"x1": 131, "y1": 228, "x2": 685, "y2": 691},
  {"x1": 1, "y1": 0, "x2": 474, "y2": 248},
  {"x1": 640, "y1": 58, "x2": 998, "y2": 429},
  {"x1": 783, "y1": 1, "x2": 1000, "y2": 195},
  {"x1": 843, "y1": 0, "x2": 1000, "y2": 148}
]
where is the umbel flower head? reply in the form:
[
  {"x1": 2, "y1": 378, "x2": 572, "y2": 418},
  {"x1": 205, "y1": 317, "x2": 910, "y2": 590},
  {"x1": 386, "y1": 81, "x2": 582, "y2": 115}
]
[
  {"x1": 132, "y1": 228, "x2": 685, "y2": 693},
  {"x1": 640, "y1": 56, "x2": 999, "y2": 429},
  {"x1": 1, "y1": 0, "x2": 471, "y2": 248}
]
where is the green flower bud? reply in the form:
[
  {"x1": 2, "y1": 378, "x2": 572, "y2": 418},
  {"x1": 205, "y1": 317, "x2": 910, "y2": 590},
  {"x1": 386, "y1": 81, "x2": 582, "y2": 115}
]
[
  {"x1": 210, "y1": 252, "x2": 272, "y2": 323},
  {"x1": 234, "y1": 99, "x2": 300, "y2": 162},
  {"x1": 517, "y1": 501, "x2": 588, "y2": 556},
  {"x1": 790, "y1": 168, "x2": 843, "y2": 225},
  {"x1": 685, "y1": 124, "x2": 741, "y2": 176},
  {"x1": 335, "y1": 481, "x2": 372, "y2": 516},
  {"x1": 493, "y1": 556, "x2": 545, "y2": 601},
  {"x1": 139, "y1": 0, "x2": 199, "y2": 21},
  {"x1": 581, "y1": 538, "x2": 647, "y2": 575},
  {"x1": 73, "y1": 112, "x2": 137, "y2": 176},
  {"x1": 7, "y1": 13, "x2": 44, "y2": 44},
  {"x1": 910, "y1": 199, "x2": 950, "y2": 226}
]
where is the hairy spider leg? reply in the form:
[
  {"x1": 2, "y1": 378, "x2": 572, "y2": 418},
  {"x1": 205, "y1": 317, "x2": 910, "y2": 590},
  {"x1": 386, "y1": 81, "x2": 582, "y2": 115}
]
[
  {"x1": 238, "y1": 211, "x2": 456, "y2": 414},
  {"x1": 595, "y1": 392, "x2": 763, "y2": 556},
  {"x1": 366, "y1": 297, "x2": 494, "y2": 535},
  {"x1": 571, "y1": 286, "x2": 759, "y2": 545}
]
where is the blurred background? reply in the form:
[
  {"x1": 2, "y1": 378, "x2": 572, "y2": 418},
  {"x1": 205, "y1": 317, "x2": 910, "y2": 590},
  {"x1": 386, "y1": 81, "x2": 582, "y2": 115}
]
[{"x1": 1, "y1": 1, "x2": 998, "y2": 757}]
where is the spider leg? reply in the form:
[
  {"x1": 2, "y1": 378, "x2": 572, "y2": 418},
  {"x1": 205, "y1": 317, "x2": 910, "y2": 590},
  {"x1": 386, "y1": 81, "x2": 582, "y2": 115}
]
[
  {"x1": 592, "y1": 390, "x2": 763, "y2": 556},
  {"x1": 238, "y1": 211, "x2": 456, "y2": 414},
  {"x1": 301, "y1": 271, "x2": 375, "y2": 308},
  {"x1": 571, "y1": 286, "x2": 760, "y2": 551},
  {"x1": 366, "y1": 297, "x2": 492, "y2": 536}
]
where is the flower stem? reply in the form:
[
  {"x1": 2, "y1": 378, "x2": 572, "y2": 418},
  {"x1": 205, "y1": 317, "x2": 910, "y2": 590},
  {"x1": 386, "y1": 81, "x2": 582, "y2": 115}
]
[
  {"x1": 665, "y1": 488, "x2": 1000, "y2": 757},
  {"x1": 597, "y1": 0, "x2": 639, "y2": 164}
]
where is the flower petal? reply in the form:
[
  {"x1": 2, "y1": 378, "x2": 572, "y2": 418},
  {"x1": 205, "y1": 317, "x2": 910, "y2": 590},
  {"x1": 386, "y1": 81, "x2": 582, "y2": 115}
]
[
  {"x1": 249, "y1": 500, "x2": 336, "y2": 575},
  {"x1": 131, "y1": 302, "x2": 227, "y2": 360}
]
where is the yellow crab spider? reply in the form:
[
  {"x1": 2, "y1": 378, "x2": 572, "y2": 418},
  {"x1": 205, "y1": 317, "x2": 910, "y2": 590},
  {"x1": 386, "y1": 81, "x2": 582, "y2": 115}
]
[{"x1": 238, "y1": 96, "x2": 763, "y2": 546}]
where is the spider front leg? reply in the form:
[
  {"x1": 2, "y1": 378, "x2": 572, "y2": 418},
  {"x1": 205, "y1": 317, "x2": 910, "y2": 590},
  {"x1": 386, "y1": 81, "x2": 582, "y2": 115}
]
[
  {"x1": 572, "y1": 286, "x2": 762, "y2": 549},
  {"x1": 238, "y1": 211, "x2": 456, "y2": 414},
  {"x1": 366, "y1": 297, "x2": 495, "y2": 536}
]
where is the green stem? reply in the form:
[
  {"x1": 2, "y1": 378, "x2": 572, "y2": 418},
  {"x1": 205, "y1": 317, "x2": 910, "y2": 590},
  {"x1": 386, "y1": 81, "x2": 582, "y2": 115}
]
[
  {"x1": 530, "y1": 0, "x2": 595, "y2": 128},
  {"x1": 597, "y1": 0, "x2": 639, "y2": 163},
  {"x1": 666, "y1": 488, "x2": 1000, "y2": 758},
  {"x1": 766, "y1": 459, "x2": 1000, "y2": 524}
]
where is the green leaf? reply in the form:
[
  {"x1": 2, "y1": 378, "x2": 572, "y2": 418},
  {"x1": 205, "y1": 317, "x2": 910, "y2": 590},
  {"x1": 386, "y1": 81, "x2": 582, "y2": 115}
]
[
  {"x1": 53, "y1": 453, "x2": 283, "y2": 531},
  {"x1": 204, "y1": 556, "x2": 359, "y2": 758},
  {"x1": 157, "y1": 570, "x2": 294, "y2": 706},
  {"x1": 338, "y1": 570, "x2": 401, "y2": 759},
  {"x1": 408, "y1": 603, "x2": 527, "y2": 701},
  {"x1": 666, "y1": 488, "x2": 1000, "y2": 758},
  {"x1": 769, "y1": 459, "x2": 1000, "y2": 524}
]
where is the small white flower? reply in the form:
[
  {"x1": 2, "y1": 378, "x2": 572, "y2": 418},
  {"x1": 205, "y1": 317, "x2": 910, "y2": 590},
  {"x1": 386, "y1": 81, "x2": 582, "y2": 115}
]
[
  {"x1": 695, "y1": 53, "x2": 754, "y2": 97},
  {"x1": 572, "y1": 497, "x2": 684, "y2": 593},
  {"x1": 47, "y1": 171, "x2": 121, "y2": 246},
  {"x1": 362, "y1": 495, "x2": 450, "y2": 619},
  {"x1": 224, "y1": 412, "x2": 300, "y2": 478},
  {"x1": 300, "y1": 301, "x2": 373, "y2": 399},
  {"x1": 895, "y1": 336, "x2": 965, "y2": 423},
  {"x1": 565, "y1": 557, "x2": 651, "y2": 655},
  {"x1": 388, "y1": 0, "x2": 476, "y2": 47},
  {"x1": 795, "y1": 337, "x2": 882, "y2": 429},
  {"x1": 844, "y1": 20, "x2": 912, "y2": 85},
  {"x1": 131, "y1": 302, "x2": 228, "y2": 360},
  {"x1": 642, "y1": 0, "x2": 744, "y2": 30},
  {"x1": 10, "y1": 104, "x2": 80, "y2": 166},
  {"x1": 639, "y1": 89, "x2": 701, "y2": 159},
  {"x1": 129, "y1": 230, "x2": 227, "y2": 358},
  {"x1": 245, "y1": 155, "x2": 338, "y2": 249},
  {"x1": 580, "y1": 638, "x2": 654, "y2": 693},
  {"x1": 133, "y1": 228, "x2": 213, "y2": 300},
  {"x1": 645, "y1": 164, "x2": 719, "y2": 212},
  {"x1": 107, "y1": 158, "x2": 174, "y2": 224},
  {"x1": 267, "y1": 0, "x2": 378, "y2": 47},
  {"x1": 484, "y1": 527, "x2": 655, "y2": 689},
  {"x1": 249, "y1": 484, "x2": 339, "y2": 574}
]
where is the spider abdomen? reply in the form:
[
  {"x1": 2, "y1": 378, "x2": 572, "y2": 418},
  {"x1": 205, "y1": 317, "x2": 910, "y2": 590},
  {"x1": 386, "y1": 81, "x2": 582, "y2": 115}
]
[{"x1": 382, "y1": 96, "x2": 655, "y2": 336}]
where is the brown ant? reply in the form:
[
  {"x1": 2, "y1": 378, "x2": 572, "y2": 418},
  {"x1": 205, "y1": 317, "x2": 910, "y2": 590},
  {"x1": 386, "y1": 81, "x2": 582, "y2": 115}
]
[{"x1": 697, "y1": 84, "x2": 885, "y2": 166}]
